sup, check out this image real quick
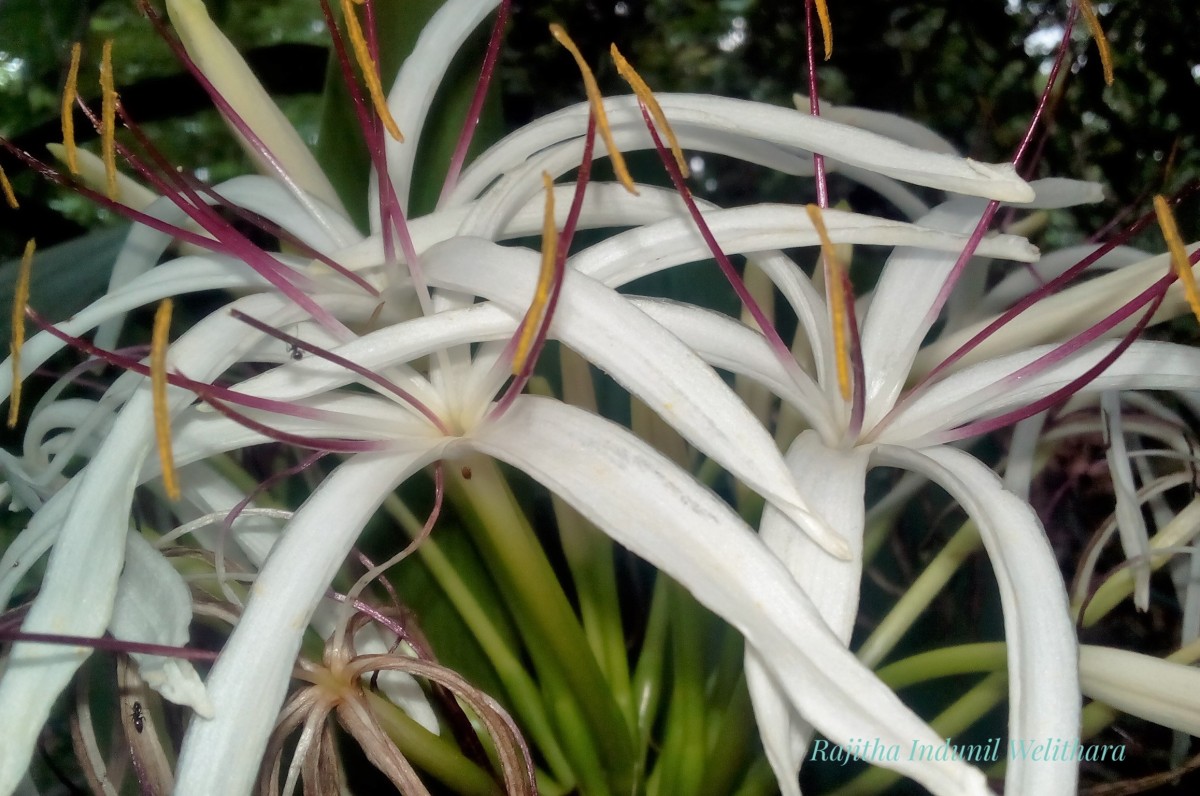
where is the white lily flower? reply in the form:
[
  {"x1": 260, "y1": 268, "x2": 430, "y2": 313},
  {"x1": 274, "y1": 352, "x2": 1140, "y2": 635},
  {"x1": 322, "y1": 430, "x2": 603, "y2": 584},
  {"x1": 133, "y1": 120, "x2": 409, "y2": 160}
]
[{"x1": 8, "y1": 0, "x2": 1191, "y2": 792}]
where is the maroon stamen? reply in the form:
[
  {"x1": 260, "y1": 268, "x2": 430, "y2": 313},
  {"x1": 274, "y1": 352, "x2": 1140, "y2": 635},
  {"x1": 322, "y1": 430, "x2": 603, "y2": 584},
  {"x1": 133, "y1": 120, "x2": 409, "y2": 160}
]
[
  {"x1": 804, "y1": 0, "x2": 829, "y2": 209},
  {"x1": 229, "y1": 309, "x2": 448, "y2": 432},
  {"x1": 0, "y1": 630, "x2": 216, "y2": 661},
  {"x1": 437, "y1": 0, "x2": 512, "y2": 207}
]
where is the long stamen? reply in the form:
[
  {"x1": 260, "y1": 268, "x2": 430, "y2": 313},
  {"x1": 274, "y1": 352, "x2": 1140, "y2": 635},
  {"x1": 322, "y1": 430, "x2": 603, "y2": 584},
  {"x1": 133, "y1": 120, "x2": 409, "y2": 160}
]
[
  {"x1": 814, "y1": 0, "x2": 833, "y2": 60},
  {"x1": 511, "y1": 172, "x2": 559, "y2": 376},
  {"x1": 151, "y1": 300, "x2": 180, "y2": 501},
  {"x1": 339, "y1": 0, "x2": 403, "y2": 142},
  {"x1": 1077, "y1": 0, "x2": 1115, "y2": 86},
  {"x1": 0, "y1": 164, "x2": 17, "y2": 209},
  {"x1": 1153, "y1": 194, "x2": 1200, "y2": 324},
  {"x1": 99, "y1": 40, "x2": 118, "y2": 200},
  {"x1": 550, "y1": 24, "x2": 636, "y2": 194},
  {"x1": 805, "y1": 205, "x2": 852, "y2": 401},
  {"x1": 61, "y1": 42, "x2": 83, "y2": 175},
  {"x1": 610, "y1": 45, "x2": 688, "y2": 178},
  {"x1": 7, "y1": 239, "x2": 35, "y2": 429},
  {"x1": 438, "y1": 0, "x2": 511, "y2": 206}
]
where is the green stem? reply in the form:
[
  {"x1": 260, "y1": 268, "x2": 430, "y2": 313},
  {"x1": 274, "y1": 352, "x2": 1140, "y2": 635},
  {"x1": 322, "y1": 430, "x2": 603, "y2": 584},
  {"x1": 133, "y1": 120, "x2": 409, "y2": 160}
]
[
  {"x1": 449, "y1": 456, "x2": 634, "y2": 793},
  {"x1": 831, "y1": 672, "x2": 1008, "y2": 795},
  {"x1": 381, "y1": 494, "x2": 575, "y2": 787},
  {"x1": 857, "y1": 521, "x2": 982, "y2": 668},
  {"x1": 365, "y1": 689, "x2": 503, "y2": 796}
]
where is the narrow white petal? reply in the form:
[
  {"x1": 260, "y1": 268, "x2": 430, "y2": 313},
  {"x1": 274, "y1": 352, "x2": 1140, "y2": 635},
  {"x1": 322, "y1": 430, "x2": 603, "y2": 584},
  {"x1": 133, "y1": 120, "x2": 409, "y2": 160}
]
[
  {"x1": 165, "y1": 0, "x2": 345, "y2": 216},
  {"x1": 873, "y1": 444, "x2": 1080, "y2": 795},
  {"x1": 1101, "y1": 392, "x2": 1151, "y2": 610},
  {"x1": 913, "y1": 246, "x2": 1200, "y2": 377},
  {"x1": 459, "y1": 94, "x2": 1035, "y2": 204},
  {"x1": 881, "y1": 341, "x2": 1200, "y2": 446},
  {"x1": 381, "y1": 0, "x2": 501, "y2": 212},
  {"x1": 747, "y1": 431, "x2": 870, "y2": 795},
  {"x1": 1080, "y1": 646, "x2": 1200, "y2": 736},
  {"x1": 572, "y1": 203, "x2": 1037, "y2": 290},
  {"x1": 474, "y1": 396, "x2": 990, "y2": 795},
  {"x1": 111, "y1": 532, "x2": 212, "y2": 716},
  {"x1": 427, "y1": 236, "x2": 850, "y2": 558},
  {"x1": 174, "y1": 447, "x2": 441, "y2": 796},
  {"x1": 858, "y1": 200, "x2": 999, "y2": 429}
]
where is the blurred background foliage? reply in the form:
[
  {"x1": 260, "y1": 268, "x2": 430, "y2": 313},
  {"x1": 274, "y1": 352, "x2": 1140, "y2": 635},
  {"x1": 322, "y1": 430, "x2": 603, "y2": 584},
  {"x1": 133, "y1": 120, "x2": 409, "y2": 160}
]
[{"x1": 0, "y1": 0, "x2": 1197, "y2": 255}]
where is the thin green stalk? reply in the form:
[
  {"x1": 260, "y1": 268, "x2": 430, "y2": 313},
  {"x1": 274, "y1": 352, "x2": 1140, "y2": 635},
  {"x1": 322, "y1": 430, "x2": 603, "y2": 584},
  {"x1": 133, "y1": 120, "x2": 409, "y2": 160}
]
[
  {"x1": 632, "y1": 574, "x2": 672, "y2": 774},
  {"x1": 831, "y1": 672, "x2": 1008, "y2": 796},
  {"x1": 655, "y1": 584, "x2": 708, "y2": 796},
  {"x1": 449, "y1": 456, "x2": 634, "y2": 793},
  {"x1": 365, "y1": 689, "x2": 504, "y2": 796},
  {"x1": 553, "y1": 350, "x2": 636, "y2": 732},
  {"x1": 857, "y1": 521, "x2": 982, "y2": 668},
  {"x1": 875, "y1": 643, "x2": 1006, "y2": 689},
  {"x1": 382, "y1": 493, "x2": 575, "y2": 787}
]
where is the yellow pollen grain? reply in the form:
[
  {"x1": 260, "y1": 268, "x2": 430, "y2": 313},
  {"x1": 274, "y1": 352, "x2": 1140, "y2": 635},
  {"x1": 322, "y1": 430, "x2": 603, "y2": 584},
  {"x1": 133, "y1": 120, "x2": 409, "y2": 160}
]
[
  {"x1": 1078, "y1": 0, "x2": 1114, "y2": 86},
  {"x1": 550, "y1": 23, "x2": 637, "y2": 195},
  {"x1": 0, "y1": 165, "x2": 18, "y2": 209},
  {"x1": 8, "y1": 239, "x2": 35, "y2": 429},
  {"x1": 513, "y1": 172, "x2": 559, "y2": 374},
  {"x1": 814, "y1": 0, "x2": 833, "y2": 60},
  {"x1": 62, "y1": 42, "x2": 83, "y2": 175},
  {"x1": 340, "y1": 0, "x2": 404, "y2": 142},
  {"x1": 1154, "y1": 194, "x2": 1200, "y2": 324},
  {"x1": 99, "y1": 40, "x2": 118, "y2": 200},
  {"x1": 806, "y1": 204, "x2": 852, "y2": 401},
  {"x1": 151, "y1": 299, "x2": 180, "y2": 501},
  {"x1": 610, "y1": 44, "x2": 689, "y2": 178}
]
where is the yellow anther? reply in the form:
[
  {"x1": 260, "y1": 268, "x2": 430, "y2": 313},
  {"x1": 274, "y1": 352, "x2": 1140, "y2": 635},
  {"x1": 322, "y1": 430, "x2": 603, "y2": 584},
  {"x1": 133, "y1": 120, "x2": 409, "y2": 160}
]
[
  {"x1": 8, "y1": 239, "x2": 35, "y2": 429},
  {"x1": 99, "y1": 39, "x2": 118, "y2": 200},
  {"x1": 0, "y1": 165, "x2": 18, "y2": 210},
  {"x1": 610, "y1": 44, "x2": 689, "y2": 178},
  {"x1": 1154, "y1": 195, "x2": 1200, "y2": 324},
  {"x1": 550, "y1": 23, "x2": 637, "y2": 195},
  {"x1": 151, "y1": 299, "x2": 181, "y2": 501},
  {"x1": 62, "y1": 42, "x2": 83, "y2": 175},
  {"x1": 814, "y1": 0, "x2": 833, "y2": 61},
  {"x1": 806, "y1": 204, "x2": 852, "y2": 401},
  {"x1": 512, "y1": 172, "x2": 559, "y2": 375},
  {"x1": 340, "y1": 0, "x2": 404, "y2": 142},
  {"x1": 1078, "y1": 0, "x2": 1114, "y2": 86}
]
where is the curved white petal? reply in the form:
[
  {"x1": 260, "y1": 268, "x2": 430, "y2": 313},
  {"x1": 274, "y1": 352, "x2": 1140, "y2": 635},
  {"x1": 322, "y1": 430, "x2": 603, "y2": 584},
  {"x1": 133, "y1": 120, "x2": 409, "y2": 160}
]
[
  {"x1": 572, "y1": 204, "x2": 1037, "y2": 290},
  {"x1": 859, "y1": 200, "x2": 999, "y2": 429},
  {"x1": 165, "y1": 0, "x2": 345, "y2": 217},
  {"x1": 426, "y1": 236, "x2": 850, "y2": 558},
  {"x1": 873, "y1": 444, "x2": 1079, "y2": 796},
  {"x1": 747, "y1": 431, "x2": 870, "y2": 796},
  {"x1": 473, "y1": 396, "x2": 990, "y2": 795},
  {"x1": 173, "y1": 447, "x2": 441, "y2": 796},
  {"x1": 1080, "y1": 645, "x2": 1200, "y2": 736},
  {"x1": 380, "y1": 0, "x2": 501, "y2": 213},
  {"x1": 111, "y1": 532, "x2": 212, "y2": 715},
  {"x1": 456, "y1": 94, "x2": 1036, "y2": 206},
  {"x1": 880, "y1": 341, "x2": 1200, "y2": 446},
  {"x1": 913, "y1": 246, "x2": 1200, "y2": 378}
]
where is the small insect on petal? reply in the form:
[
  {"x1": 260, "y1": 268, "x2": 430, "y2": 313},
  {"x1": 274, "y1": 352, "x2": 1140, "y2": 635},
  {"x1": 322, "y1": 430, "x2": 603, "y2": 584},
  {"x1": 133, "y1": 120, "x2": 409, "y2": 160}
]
[
  {"x1": 151, "y1": 299, "x2": 181, "y2": 501},
  {"x1": 8, "y1": 239, "x2": 35, "y2": 428},
  {"x1": 132, "y1": 701, "x2": 145, "y2": 733},
  {"x1": 1154, "y1": 194, "x2": 1200, "y2": 324}
]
